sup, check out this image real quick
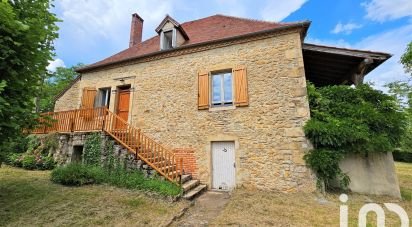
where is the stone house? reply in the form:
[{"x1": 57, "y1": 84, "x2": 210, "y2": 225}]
[{"x1": 51, "y1": 13, "x2": 393, "y2": 195}]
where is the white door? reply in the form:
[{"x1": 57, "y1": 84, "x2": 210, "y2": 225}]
[{"x1": 212, "y1": 141, "x2": 236, "y2": 190}]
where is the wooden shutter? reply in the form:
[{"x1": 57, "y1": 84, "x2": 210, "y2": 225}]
[
  {"x1": 198, "y1": 71, "x2": 209, "y2": 110},
  {"x1": 81, "y1": 87, "x2": 97, "y2": 109},
  {"x1": 233, "y1": 65, "x2": 248, "y2": 106}
]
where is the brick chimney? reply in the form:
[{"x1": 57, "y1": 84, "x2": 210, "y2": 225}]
[{"x1": 129, "y1": 13, "x2": 144, "y2": 47}]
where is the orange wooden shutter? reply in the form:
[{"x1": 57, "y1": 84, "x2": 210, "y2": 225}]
[
  {"x1": 233, "y1": 65, "x2": 248, "y2": 106},
  {"x1": 81, "y1": 87, "x2": 97, "y2": 109},
  {"x1": 198, "y1": 71, "x2": 209, "y2": 110}
]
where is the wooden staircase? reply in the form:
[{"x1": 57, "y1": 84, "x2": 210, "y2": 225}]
[{"x1": 32, "y1": 107, "x2": 207, "y2": 199}]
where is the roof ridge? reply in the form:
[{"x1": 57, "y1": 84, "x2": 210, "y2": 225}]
[
  {"x1": 213, "y1": 14, "x2": 283, "y2": 24},
  {"x1": 180, "y1": 14, "x2": 289, "y2": 26}
]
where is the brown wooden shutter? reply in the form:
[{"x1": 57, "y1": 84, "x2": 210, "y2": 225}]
[
  {"x1": 233, "y1": 65, "x2": 248, "y2": 106},
  {"x1": 198, "y1": 71, "x2": 209, "y2": 110},
  {"x1": 81, "y1": 87, "x2": 97, "y2": 109}
]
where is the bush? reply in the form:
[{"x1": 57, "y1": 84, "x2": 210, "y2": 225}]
[
  {"x1": 51, "y1": 163, "x2": 105, "y2": 186},
  {"x1": 41, "y1": 156, "x2": 56, "y2": 170},
  {"x1": 304, "y1": 83, "x2": 407, "y2": 190},
  {"x1": 6, "y1": 153, "x2": 23, "y2": 167},
  {"x1": 22, "y1": 155, "x2": 36, "y2": 170},
  {"x1": 6, "y1": 153, "x2": 55, "y2": 170},
  {"x1": 393, "y1": 151, "x2": 412, "y2": 163},
  {"x1": 51, "y1": 164, "x2": 182, "y2": 196}
]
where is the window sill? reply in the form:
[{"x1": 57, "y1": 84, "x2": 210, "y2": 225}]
[{"x1": 208, "y1": 105, "x2": 236, "y2": 112}]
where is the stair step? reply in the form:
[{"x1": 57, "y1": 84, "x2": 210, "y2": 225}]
[
  {"x1": 142, "y1": 156, "x2": 163, "y2": 161},
  {"x1": 183, "y1": 184, "x2": 207, "y2": 200},
  {"x1": 182, "y1": 179, "x2": 200, "y2": 192},
  {"x1": 152, "y1": 160, "x2": 170, "y2": 166},
  {"x1": 159, "y1": 165, "x2": 176, "y2": 172},
  {"x1": 181, "y1": 174, "x2": 192, "y2": 184}
]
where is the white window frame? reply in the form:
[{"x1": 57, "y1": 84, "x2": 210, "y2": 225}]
[
  {"x1": 95, "y1": 87, "x2": 111, "y2": 108},
  {"x1": 210, "y1": 71, "x2": 234, "y2": 107},
  {"x1": 160, "y1": 28, "x2": 177, "y2": 50}
]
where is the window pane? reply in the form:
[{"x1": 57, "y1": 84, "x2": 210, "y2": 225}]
[
  {"x1": 100, "y1": 90, "x2": 107, "y2": 106},
  {"x1": 164, "y1": 31, "x2": 173, "y2": 49},
  {"x1": 223, "y1": 73, "x2": 232, "y2": 102},
  {"x1": 212, "y1": 75, "x2": 221, "y2": 104}
]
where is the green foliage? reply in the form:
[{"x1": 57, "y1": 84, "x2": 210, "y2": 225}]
[
  {"x1": 0, "y1": 134, "x2": 29, "y2": 154},
  {"x1": 401, "y1": 41, "x2": 412, "y2": 75},
  {"x1": 0, "y1": 0, "x2": 59, "y2": 156},
  {"x1": 304, "y1": 149, "x2": 349, "y2": 189},
  {"x1": 83, "y1": 133, "x2": 102, "y2": 166},
  {"x1": 38, "y1": 65, "x2": 82, "y2": 112},
  {"x1": 393, "y1": 150, "x2": 412, "y2": 163},
  {"x1": 26, "y1": 135, "x2": 41, "y2": 153},
  {"x1": 51, "y1": 163, "x2": 105, "y2": 186},
  {"x1": 386, "y1": 81, "x2": 412, "y2": 154},
  {"x1": 304, "y1": 83, "x2": 407, "y2": 190},
  {"x1": 104, "y1": 140, "x2": 116, "y2": 171},
  {"x1": 51, "y1": 163, "x2": 182, "y2": 196},
  {"x1": 6, "y1": 153, "x2": 23, "y2": 167},
  {"x1": 22, "y1": 155, "x2": 36, "y2": 170},
  {"x1": 7, "y1": 153, "x2": 55, "y2": 170},
  {"x1": 5, "y1": 134, "x2": 57, "y2": 170}
]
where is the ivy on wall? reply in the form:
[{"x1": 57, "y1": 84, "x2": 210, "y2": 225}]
[
  {"x1": 83, "y1": 133, "x2": 102, "y2": 166},
  {"x1": 304, "y1": 83, "x2": 406, "y2": 191}
]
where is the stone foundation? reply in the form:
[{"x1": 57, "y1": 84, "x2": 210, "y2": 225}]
[
  {"x1": 52, "y1": 132, "x2": 155, "y2": 176},
  {"x1": 339, "y1": 152, "x2": 401, "y2": 198}
]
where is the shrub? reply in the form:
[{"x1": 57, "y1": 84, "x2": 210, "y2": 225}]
[
  {"x1": 26, "y1": 135, "x2": 41, "y2": 153},
  {"x1": 6, "y1": 153, "x2": 55, "y2": 170},
  {"x1": 393, "y1": 150, "x2": 412, "y2": 163},
  {"x1": 41, "y1": 156, "x2": 56, "y2": 170},
  {"x1": 22, "y1": 155, "x2": 36, "y2": 170},
  {"x1": 6, "y1": 153, "x2": 23, "y2": 167},
  {"x1": 51, "y1": 163, "x2": 182, "y2": 196},
  {"x1": 51, "y1": 163, "x2": 105, "y2": 186},
  {"x1": 304, "y1": 83, "x2": 407, "y2": 190}
]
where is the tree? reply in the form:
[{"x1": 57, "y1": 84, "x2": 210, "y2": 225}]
[
  {"x1": 401, "y1": 41, "x2": 412, "y2": 76},
  {"x1": 0, "y1": 1, "x2": 59, "y2": 154},
  {"x1": 38, "y1": 65, "x2": 81, "y2": 112},
  {"x1": 385, "y1": 41, "x2": 412, "y2": 155}
]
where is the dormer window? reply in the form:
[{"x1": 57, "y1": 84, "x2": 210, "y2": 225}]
[
  {"x1": 156, "y1": 15, "x2": 189, "y2": 51},
  {"x1": 161, "y1": 29, "x2": 175, "y2": 50}
]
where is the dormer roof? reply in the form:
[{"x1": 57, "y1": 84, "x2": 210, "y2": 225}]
[{"x1": 155, "y1": 15, "x2": 189, "y2": 40}]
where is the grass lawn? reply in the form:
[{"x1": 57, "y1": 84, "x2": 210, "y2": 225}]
[
  {"x1": 212, "y1": 162, "x2": 412, "y2": 226},
  {"x1": 0, "y1": 166, "x2": 189, "y2": 226},
  {"x1": 1, "y1": 163, "x2": 411, "y2": 226}
]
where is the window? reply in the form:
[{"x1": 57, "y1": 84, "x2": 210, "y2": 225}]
[
  {"x1": 198, "y1": 66, "x2": 248, "y2": 110},
  {"x1": 163, "y1": 30, "x2": 173, "y2": 50},
  {"x1": 211, "y1": 71, "x2": 233, "y2": 106},
  {"x1": 94, "y1": 88, "x2": 111, "y2": 108}
]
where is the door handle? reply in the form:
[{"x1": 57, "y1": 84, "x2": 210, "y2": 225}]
[{"x1": 233, "y1": 162, "x2": 236, "y2": 168}]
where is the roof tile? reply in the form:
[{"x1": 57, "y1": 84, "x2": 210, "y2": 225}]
[{"x1": 80, "y1": 14, "x2": 305, "y2": 71}]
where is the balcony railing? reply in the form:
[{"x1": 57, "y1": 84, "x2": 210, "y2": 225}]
[{"x1": 32, "y1": 107, "x2": 183, "y2": 183}]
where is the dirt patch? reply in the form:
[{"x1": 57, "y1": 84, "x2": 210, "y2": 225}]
[{"x1": 171, "y1": 191, "x2": 231, "y2": 226}]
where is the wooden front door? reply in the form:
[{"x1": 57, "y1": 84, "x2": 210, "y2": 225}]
[{"x1": 115, "y1": 88, "x2": 130, "y2": 129}]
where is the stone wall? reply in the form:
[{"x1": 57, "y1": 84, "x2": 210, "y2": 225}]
[
  {"x1": 54, "y1": 29, "x2": 315, "y2": 192},
  {"x1": 339, "y1": 152, "x2": 401, "y2": 198},
  {"x1": 53, "y1": 132, "x2": 155, "y2": 176},
  {"x1": 54, "y1": 78, "x2": 81, "y2": 112}
]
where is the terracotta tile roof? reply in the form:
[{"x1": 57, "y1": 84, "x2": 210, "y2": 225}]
[{"x1": 78, "y1": 14, "x2": 309, "y2": 72}]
